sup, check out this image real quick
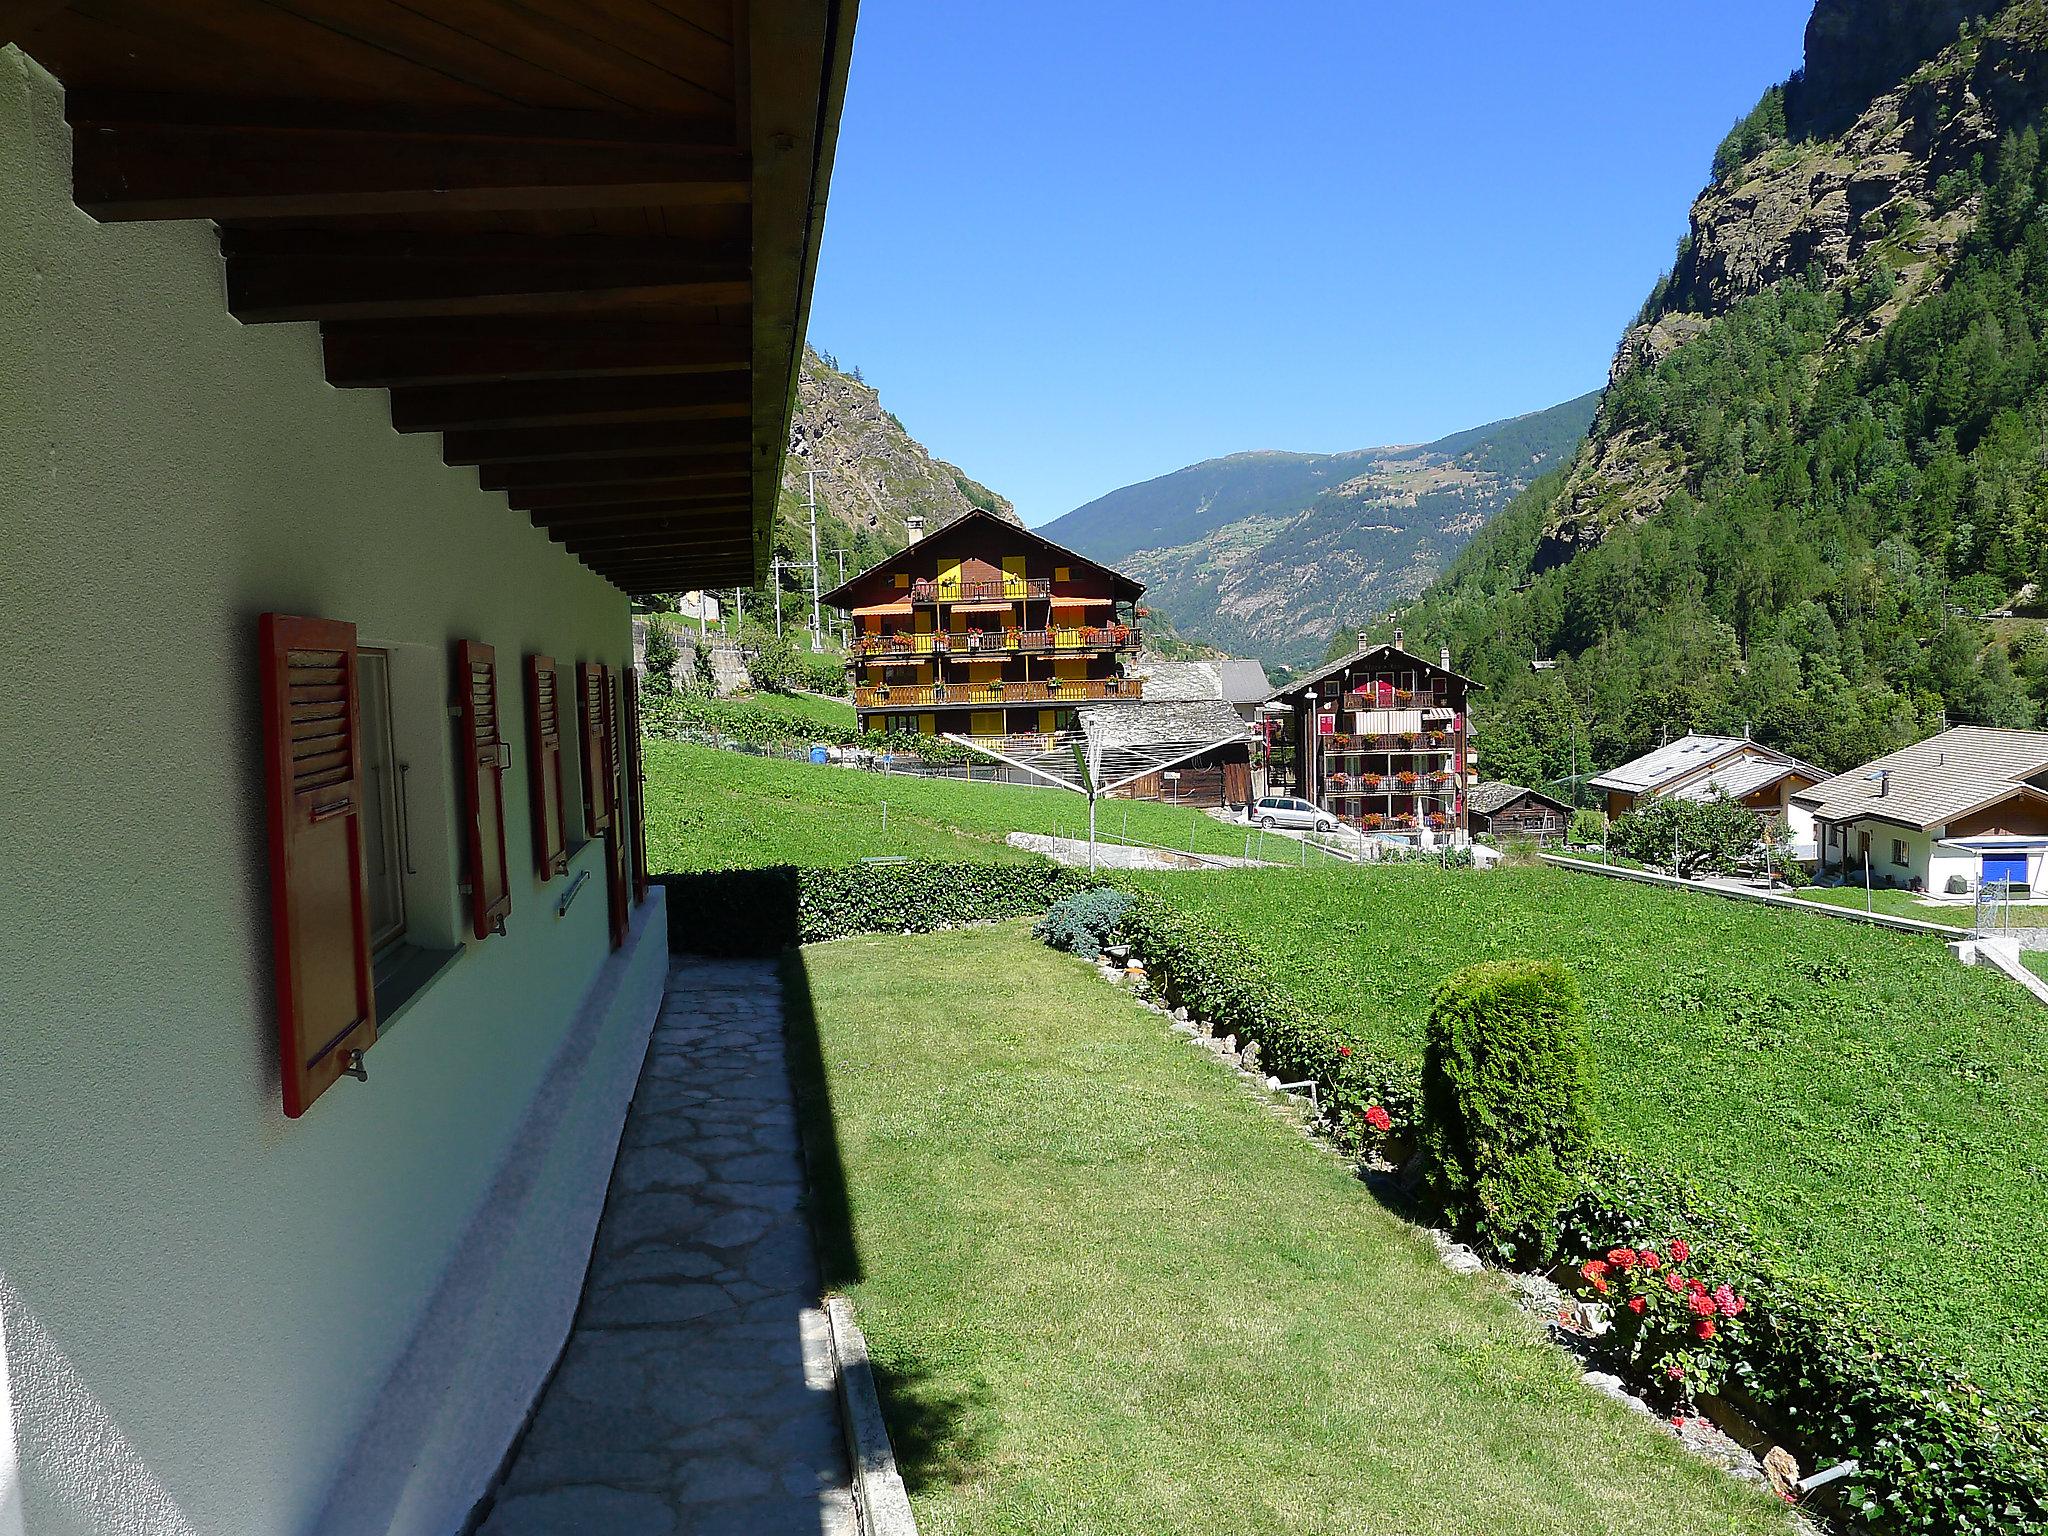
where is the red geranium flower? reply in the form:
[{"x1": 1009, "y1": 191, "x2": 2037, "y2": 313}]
[
  {"x1": 1627, "y1": 1296, "x2": 1647, "y2": 1315},
  {"x1": 1580, "y1": 1259, "x2": 1610, "y2": 1282},
  {"x1": 1688, "y1": 1277, "x2": 1709, "y2": 1297},
  {"x1": 1640, "y1": 1248, "x2": 1661, "y2": 1269},
  {"x1": 1362, "y1": 1104, "x2": 1391, "y2": 1132},
  {"x1": 1713, "y1": 1284, "x2": 1745, "y2": 1318},
  {"x1": 1687, "y1": 1291, "x2": 1717, "y2": 1319},
  {"x1": 1337, "y1": 1045, "x2": 1352, "y2": 1057},
  {"x1": 1665, "y1": 1272, "x2": 1687, "y2": 1293},
  {"x1": 1607, "y1": 1247, "x2": 1639, "y2": 1271},
  {"x1": 1695, "y1": 1318, "x2": 1717, "y2": 1342},
  {"x1": 1665, "y1": 1364, "x2": 1685, "y2": 1380},
  {"x1": 1669, "y1": 1238, "x2": 1691, "y2": 1264}
]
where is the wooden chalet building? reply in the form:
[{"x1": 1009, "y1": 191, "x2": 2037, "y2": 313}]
[
  {"x1": 1469, "y1": 782, "x2": 1571, "y2": 841},
  {"x1": 825, "y1": 510, "x2": 1146, "y2": 741},
  {"x1": 1267, "y1": 631, "x2": 1479, "y2": 840},
  {"x1": 1, "y1": 5, "x2": 850, "y2": 1532}
]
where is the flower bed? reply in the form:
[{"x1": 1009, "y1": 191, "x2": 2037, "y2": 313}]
[{"x1": 1110, "y1": 888, "x2": 2048, "y2": 1534}]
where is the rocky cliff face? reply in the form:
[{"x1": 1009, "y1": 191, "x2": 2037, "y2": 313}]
[
  {"x1": 780, "y1": 348, "x2": 1015, "y2": 560},
  {"x1": 1543, "y1": 0, "x2": 2048, "y2": 564}
]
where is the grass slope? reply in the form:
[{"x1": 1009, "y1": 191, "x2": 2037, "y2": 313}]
[
  {"x1": 643, "y1": 738, "x2": 1343, "y2": 872},
  {"x1": 789, "y1": 926, "x2": 1792, "y2": 1536},
  {"x1": 1133, "y1": 864, "x2": 2048, "y2": 1399}
]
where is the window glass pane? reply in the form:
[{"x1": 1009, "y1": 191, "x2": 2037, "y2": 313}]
[{"x1": 357, "y1": 648, "x2": 406, "y2": 950}]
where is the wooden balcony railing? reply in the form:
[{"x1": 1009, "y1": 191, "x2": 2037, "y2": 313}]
[
  {"x1": 850, "y1": 625, "x2": 1137, "y2": 659},
  {"x1": 908, "y1": 576, "x2": 1054, "y2": 603},
  {"x1": 1342, "y1": 688, "x2": 1450, "y2": 711},
  {"x1": 1326, "y1": 732, "x2": 1457, "y2": 754},
  {"x1": 853, "y1": 678, "x2": 1142, "y2": 708}
]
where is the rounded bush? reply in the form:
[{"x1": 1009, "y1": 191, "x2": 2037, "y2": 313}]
[
  {"x1": 1421, "y1": 959, "x2": 1595, "y2": 1259},
  {"x1": 1033, "y1": 887, "x2": 1132, "y2": 960}
]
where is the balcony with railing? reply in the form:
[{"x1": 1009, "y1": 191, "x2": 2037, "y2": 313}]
[
  {"x1": 850, "y1": 624, "x2": 1138, "y2": 660},
  {"x1": 853, "y1": 677, "x2": 1143, "y2": 709},
  {"x1": 907, "y1": 575, "x2": 1054, "y2": 604},
  {"x1": 1341, "y1": 688, "x2": 1452, "y2": 712},
  {"x1": 1325, "y1": 731, "x2": 1459, "y2": 757}
]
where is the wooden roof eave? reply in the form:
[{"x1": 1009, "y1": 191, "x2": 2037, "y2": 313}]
[{"x1": 5, "y1": 0, "x2": 856, "y2": 598}]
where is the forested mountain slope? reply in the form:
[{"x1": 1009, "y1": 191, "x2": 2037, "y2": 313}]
[
  {"x1": 1395, "y1": 0, "x2": 2048, "y2": 791},
  {"x1": 1043, "y1": 393, "x2": 1598, "y2": 672}
]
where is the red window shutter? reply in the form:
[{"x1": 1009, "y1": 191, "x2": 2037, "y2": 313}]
[
  {"x1": 578, "y1": 661, "x2": 612, "y2": 836},
  {"x1": 624, "y1": 669, "x2": 650, "y2": 904},
  {"x1": 455, "y1": 640, "x2": 513, "y2": 939},
  {"x1": 601, "y1": 667, "x2": 629, "y2": 948},
  {"x1": 259, "y1": 613, "x2": 377, "y2": 1119},
  {"x1": 525, "y1": 654, "x2": 569, "y2": 880}
]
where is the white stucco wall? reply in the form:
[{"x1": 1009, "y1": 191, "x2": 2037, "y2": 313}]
[{"x1": 0, "y1": 50, "x2": 670, "y2": 1536}]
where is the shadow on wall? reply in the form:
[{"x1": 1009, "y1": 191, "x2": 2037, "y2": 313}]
[
  {"x1": 0, "y1": 1273, "x2": 200, "y2": 1536},
  {"x1": 776, "y1": 950, "x2": 993, "y2": 1494}
]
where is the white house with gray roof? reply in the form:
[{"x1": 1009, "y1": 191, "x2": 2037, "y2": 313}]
[{"x1": 1794, "y1": 726, "x2": 2048, "y2": 895}]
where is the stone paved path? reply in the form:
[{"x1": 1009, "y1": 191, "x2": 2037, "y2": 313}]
[{"x1": 479, "y1": 958, "x2": 857, "y2": 1536}]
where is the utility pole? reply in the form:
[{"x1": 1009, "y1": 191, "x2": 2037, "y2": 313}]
[
  {"x1": 734, "y1": 586, "x2": 744, "y2": 637},
  {"x1": 807, "y1": 469, "x2": 822, "y2": 652},
  {"x1": 835, "y1": 547, "x2": 846, "y2": 585},
  {"x1": 770, "y1": 555, "x2": 783, "y2": 639}
]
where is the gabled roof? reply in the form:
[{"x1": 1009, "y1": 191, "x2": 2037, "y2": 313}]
[
  {"x1": 1216, "y1": 660, "x2": 1273, "y2": 706},
  {"x1": 821, "y1": 508, "x2": 1143, "y2": 607},
  {"x1": 1266, "y1": 642, "x2": 1479, "y2": 703},
  {"x1": 1589, "y1": 735, "x2": 1822, "y2": 797},
  {"x1": 1793, "y1": 726, "x2": 2048, "y2": 832},
  {"x1": 1469, "y1": 781, "x2": 1571, "y2": 817},
  {"x1": 1667, "y1": 755, "x2": 1817, "y2": 803}
]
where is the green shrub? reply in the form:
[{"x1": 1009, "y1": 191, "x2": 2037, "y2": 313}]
[
  {"x1": 642, "y1": 615, "x2": 681, "y2": 697},
  {"x1": 1568, "y1": 807, "x2": 1607, "y2": 847},
  {"x1": 654, "y1": 860, "x2": 1088, "y2": 955},
  {"x1": 1607, "y1": 792, "x2": 1760, "y2": 877},
  {"x1": 1034, "y1": 887, "x2": 1131, "y2": 960},
  {"x1": 1420, "y1": 960, "x2": 1594, "y2": 1260}
]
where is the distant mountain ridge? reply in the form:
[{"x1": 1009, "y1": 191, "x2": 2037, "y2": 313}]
[{"x1": 1039, "y1": 392, "x2": 1600, "y2": 670}]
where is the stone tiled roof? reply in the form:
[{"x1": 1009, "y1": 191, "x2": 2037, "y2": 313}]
[
  {"x1": 1793, "y1": 726, "x2": 2048, "y2": 831},
  {"x1": 1468, "y1": 781, "x2": 1568, "y2": 816}
]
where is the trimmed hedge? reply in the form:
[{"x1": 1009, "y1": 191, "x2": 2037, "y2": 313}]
[
  {"x1": 655, "y1": 860, "x2": 1090, "y2": 955},
  {"x1": 1421, "y1": 960, "x2": 1594, "y2": 1262},
  {"x1": 1110, "y1": 888, "x2": 2048, "y2": 1535}
]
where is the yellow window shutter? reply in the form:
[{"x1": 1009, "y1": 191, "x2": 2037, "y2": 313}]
[
  {"x1": 894, "y1": 573, "x2": 909, "y2": 589},
  {"x1": 1038, "y1": 709, "x2": 1056, "y2": 733},
  {"x1": 1055, "y1": 565, "x2": 1071, "y2": 582},
  {"x1": 919, "y1": 713, "x2": 937, "y2": 735},
  {"x1": 971, "y1": 711, "x2": 1003, "y2": 736}
]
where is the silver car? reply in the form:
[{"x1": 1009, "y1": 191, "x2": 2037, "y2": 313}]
[{"x1": 1252, "y1": 795, "x2": 1337, "y2": 834}]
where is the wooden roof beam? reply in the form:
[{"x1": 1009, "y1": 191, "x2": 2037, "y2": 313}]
[
  {"x1": 391, "y1": 375, "x2": 751, "y2": 433},
  {"x1": 225, "y1": 242, "x2": 750, "y2": 324},
  {"x1": 479, "y1": 451, "x2": 751, "y2": 492},
  {"x1": 511, "y1": 476, "x2": 753, "y2": 513},
  {"x1": 69, "y1": 97, "x2": 749, "y2": 222},
  {"x1": 443, "y1": 419, "x2": 752, "y2": 467},
  {"x1": 537, "y1": 504, "x2": 752, "y2": 538},
  {"x1": 322, "y1": 321, "x2": 751, "y2": 388}
]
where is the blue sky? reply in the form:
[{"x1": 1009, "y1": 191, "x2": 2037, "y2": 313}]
[{"x1": 806, "y1": 2, "x2": 1814, "y2": 526}]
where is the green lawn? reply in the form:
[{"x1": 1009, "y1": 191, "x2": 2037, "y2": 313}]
[
  {"x1": 643, "y1": 738, "x2": 1345, "y2": 871},
  {"x1": 1130, "y1": 863, "x2": 2048, "y2": 1401},
  {"x1": 789, "y1": 926, "x2": 1794, "y2": 1536},
  {"x1": 1791, "y1": 882, "x2": 2048, "y2": 926}
]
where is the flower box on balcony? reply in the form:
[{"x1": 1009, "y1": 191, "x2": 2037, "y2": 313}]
[{"x1": 1394, "y1": 771, "x2": 1420, "y2": 790}]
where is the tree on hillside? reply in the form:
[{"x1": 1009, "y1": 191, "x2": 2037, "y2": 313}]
[{"x1": 643, "y1": 617, "x2": 681, "y2": 698}]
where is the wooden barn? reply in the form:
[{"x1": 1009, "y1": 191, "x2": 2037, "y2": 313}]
[{"x1": 1468, "y1": 782, "x2": 1571, "y2": 841}]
